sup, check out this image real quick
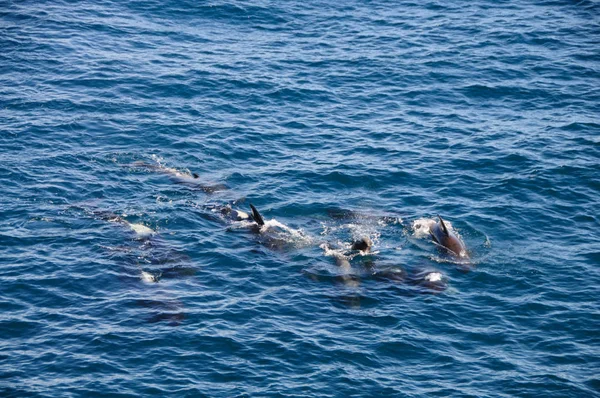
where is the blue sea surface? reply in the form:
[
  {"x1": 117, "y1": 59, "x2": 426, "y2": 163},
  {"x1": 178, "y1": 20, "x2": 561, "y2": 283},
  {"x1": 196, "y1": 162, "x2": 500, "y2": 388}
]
[{"x1": 1, "y1": 0, "x2": 599, "y2": 396}]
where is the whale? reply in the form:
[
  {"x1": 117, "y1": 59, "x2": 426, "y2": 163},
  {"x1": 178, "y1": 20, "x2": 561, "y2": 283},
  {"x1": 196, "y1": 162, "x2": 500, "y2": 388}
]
[
  {"x1": 408, "y1": 266, "x2": 448, "y2": 292},
  {"x1": 430, "y1": 215, "x2": 469, "y2": 261},
  {"x1": 219, "y1": 204, "x2": 252, "y2": 222},
  {"x1": 321, "y1": 243, "x2": 359, "y2": 287},
  {"x1": 374, "y1": 266, "x2": 407, "y2": 283},
  {"x1": 320, "y1": 236, "x2": 374, "y2": 288},
  {"x1": 244, "y1": 204, "x2": 312, "y2": 250},
  {"x1": 373, "y1": 264, "x2": 448, "y2": 293},
  {"x1": 91, "y1": 210, "x2": 157, "y2": 240},
  {"x1": 130, "y1": 161, "x2": 227, "y2": 193},
  {"x1": 351, "y1": 236, "x2": 372, "y2": 252},
  {"x1": 200, "y1": 202, "x2": 260, "y2": 228},
  {"x1": 323, "y1": 236, "x2": 373, "y2": 264},
  {"x1": 89, "y1": 208, "x2": 197, "y2": 285}
]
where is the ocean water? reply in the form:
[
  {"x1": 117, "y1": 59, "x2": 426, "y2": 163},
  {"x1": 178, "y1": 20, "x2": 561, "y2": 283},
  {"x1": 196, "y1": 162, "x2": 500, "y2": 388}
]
[{"x1": 1, "y1": 0, "x2": 599, "y2": 396}]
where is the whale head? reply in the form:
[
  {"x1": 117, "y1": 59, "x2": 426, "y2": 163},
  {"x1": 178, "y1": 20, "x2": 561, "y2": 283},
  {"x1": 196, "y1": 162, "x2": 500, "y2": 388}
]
[{"x1": 351, "y1": 236, "x2": 372, "y2": 252}]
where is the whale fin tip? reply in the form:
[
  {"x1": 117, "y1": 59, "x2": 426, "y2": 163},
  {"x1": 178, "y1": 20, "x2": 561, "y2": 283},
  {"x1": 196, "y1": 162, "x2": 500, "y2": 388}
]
[{"x1": 438, "y1": 214, "x2": 449, "y2": 235}]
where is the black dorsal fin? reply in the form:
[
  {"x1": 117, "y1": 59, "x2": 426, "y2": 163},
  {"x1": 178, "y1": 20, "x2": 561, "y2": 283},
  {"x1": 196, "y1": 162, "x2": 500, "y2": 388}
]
[
  {"x1": 249, "y1": 204, "x2": 265, "y2": 226},
  {"x1": 438, "y1": 214, "x2": 449, "y2": 235},
  {"x1": 192, "y1": 173, "x2": 199, "y2": 179}
]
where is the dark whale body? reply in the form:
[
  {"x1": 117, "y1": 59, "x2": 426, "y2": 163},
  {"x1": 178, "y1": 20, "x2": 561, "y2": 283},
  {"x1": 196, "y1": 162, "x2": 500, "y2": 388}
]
[
  {"x1": 249, "y1": 204, "x2": 265, "y2": 226},
  {"x1": 430, "y1": 215, "x2": 469, "y2": 261}
]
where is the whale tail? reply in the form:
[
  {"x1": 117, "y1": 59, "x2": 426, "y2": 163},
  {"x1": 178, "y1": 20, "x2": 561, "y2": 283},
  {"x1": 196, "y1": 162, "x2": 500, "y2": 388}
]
[
  {"x1": 249, "y1": 204, "x2": 265, "y2": 226},
  {"x1": 437, "y1": 214, "x2": 449, "y2": 235}
]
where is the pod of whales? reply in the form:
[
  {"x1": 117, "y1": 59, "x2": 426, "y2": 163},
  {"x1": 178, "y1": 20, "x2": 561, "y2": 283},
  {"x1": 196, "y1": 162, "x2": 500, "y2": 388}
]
[
  {"x1": 86, "y1": 207, "x2": 190, "y2": 325},
  {"x1": 215, "y1": 202, "x2": 469, "y2": 292},
  {"x1": 93, "y1": 160, "x2": 480, "y2": 317},
  {"x1": 322, "y1": 234, "x2": 449, "y2": 293}
]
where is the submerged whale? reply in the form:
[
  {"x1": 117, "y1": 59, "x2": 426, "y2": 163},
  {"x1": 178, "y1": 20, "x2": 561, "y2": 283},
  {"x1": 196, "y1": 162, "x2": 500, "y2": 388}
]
[
  {"x1": 320, "y1": 236, "x2": 374, "y2": 288},
  {"x1": 408, "y1": 267, "x2": 449, "y2": 292},
  {"x1": 92, "y1": 210, "x2": 157, "y2": 240},
  {"x1": 90, "y1": 209, "x2": 196, "y2": 284},
  {"x1": 130, "y1": 161, "x2": 227, "y2": 193},
  {"x1": 430, "y1": 215, "x2": 469, "y2": 262}
]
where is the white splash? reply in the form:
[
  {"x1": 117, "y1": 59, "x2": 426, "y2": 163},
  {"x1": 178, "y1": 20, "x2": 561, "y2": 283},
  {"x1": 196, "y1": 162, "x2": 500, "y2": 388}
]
[
  {"x1": 424, "y1": 272, "x2": 443, "y2": 282},
  {"x1": 127, "y1": 223, "x2": 156, "y2": 238},
  {"x1": 411, "y1": 218, "x2": 436, "y2": 238},
  {"x1": 260, "y1": 219, "x2": 313, "y2": 245},
  {"x1": 141, "y1": 271, "x2": 159, "y2": 283},
  {"x1": 148, "y1": 155, "x2": 196, "y2": 181},
  {"x1": 230, "y1": 219, "x2": 256, "y2": 229},
  {"x1": 320, "y1": 243, "x2": 340, "y2": 257},
  {"x1": 260, "y1": 219, "x2": 290, "y2": 233}
]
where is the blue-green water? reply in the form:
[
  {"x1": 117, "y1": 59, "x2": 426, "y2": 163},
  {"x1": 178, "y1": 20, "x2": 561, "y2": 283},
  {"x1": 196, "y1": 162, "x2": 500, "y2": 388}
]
[{"x1": 1, "y1": 1, "x2": 599, "y2": 396}]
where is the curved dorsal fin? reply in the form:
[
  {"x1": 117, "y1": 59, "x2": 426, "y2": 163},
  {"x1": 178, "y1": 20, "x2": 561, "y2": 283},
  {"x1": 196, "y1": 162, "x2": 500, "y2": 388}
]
[
  {"x1": 249, "y1": 204, "x2": 265, "y2": 226},
  {"x1": 438, "y1": 214, "x2": 449, "y2": 235}
]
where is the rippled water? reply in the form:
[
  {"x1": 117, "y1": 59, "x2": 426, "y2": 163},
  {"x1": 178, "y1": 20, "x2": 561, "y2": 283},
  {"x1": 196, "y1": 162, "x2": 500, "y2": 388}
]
[{"x1": 1, "y1": 1, "x2": 599, "y2": 396}]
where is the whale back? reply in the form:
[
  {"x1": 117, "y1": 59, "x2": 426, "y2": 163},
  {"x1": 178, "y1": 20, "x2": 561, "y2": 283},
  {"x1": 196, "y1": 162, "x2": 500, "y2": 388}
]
[
  {"x1": 430, "y1": 216, "x2": 468, "y2": 259},
  {"x1": 351, "y1": 236, "x2": 372, "y2": 252}
]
